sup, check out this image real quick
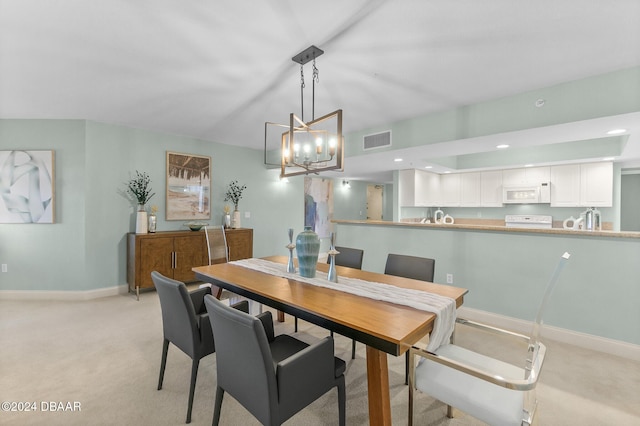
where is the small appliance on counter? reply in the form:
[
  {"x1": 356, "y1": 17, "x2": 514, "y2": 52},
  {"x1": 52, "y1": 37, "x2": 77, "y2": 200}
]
[
  {"x1": 505, "y1": 214, "x2": 553, "y2": 229},
  {"x1": 563, "y1": 208, "x2": 601, "y2": 231}
]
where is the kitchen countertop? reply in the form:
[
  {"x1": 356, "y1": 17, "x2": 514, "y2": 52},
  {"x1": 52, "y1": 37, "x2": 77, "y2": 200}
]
[{"x1": 332, "y1": 219, "x2": 640, "y2": 239}]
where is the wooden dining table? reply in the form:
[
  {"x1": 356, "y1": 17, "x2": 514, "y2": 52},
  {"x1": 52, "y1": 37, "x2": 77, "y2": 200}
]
[{"x1": 193, "y1": 255, "x2": 467, "y2": 426}]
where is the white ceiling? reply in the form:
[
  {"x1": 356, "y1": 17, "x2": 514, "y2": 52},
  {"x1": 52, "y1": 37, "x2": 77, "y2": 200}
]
[{"x1": 1, "y1": 0, "x2": 639, "y2": 183}]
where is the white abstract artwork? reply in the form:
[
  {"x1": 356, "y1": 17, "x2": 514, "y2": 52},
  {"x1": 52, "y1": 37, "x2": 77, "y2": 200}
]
[{"x1": 0, "y1": 150, "x2": 55, "y2": 224}]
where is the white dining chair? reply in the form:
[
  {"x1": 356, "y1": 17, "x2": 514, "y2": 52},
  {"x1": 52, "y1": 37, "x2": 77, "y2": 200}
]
[{"x1": 408, "y1": 252, "x2": 571, "y2": 426}]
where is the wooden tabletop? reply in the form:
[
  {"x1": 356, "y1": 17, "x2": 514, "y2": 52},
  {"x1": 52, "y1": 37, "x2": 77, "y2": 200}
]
[{"x1": 193, "y1": 255, "x2": 467, "y2": 356}]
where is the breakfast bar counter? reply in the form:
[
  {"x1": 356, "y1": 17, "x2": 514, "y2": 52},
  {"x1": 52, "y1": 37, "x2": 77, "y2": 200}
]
[{"x1": 332, "y1": 219, "x2": 640, "y2": 239}]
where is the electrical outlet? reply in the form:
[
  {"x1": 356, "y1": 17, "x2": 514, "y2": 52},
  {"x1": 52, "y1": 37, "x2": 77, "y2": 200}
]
[
  {"x1": 244, "y1": 211, "x2": 250, "y2": 218},
  {"x1": 446, "y1": 273, "x2": 453, "y2": 284},
  {"x1": 1, "y1": 264, "x2": 7, "y2": 273}
]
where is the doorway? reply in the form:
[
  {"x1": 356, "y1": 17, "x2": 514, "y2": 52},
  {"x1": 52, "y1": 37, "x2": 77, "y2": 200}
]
[{"x1": 367, "y1": 185, "x2": 384, "y2": 220}]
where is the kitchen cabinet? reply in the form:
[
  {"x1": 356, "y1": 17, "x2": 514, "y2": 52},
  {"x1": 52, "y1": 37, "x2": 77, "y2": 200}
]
[
  {"x1": 399, "y1": 169, "x2": 440, "y2": 206},
  {"x1": 580, "y1": 162, "x2": 613, "y2": 207},
  {"x1": 550, "y1": 162, "x2": 612, "y2": 207},
  {"x1": 439, "y1": 174, "x2": 461, "y2": 206},
  {"x1": 127, "y1": 228, "x2": 254, "y2": 295},
  {"x1": 399, "y1": 169, "x2": 418, "y2": 206},
  {"x1": 502, "y1": 166, "x2": 550, "y2": 186},
  {"x1": 460, "y1": 172, "x2": 481, "y2": 207},
  {"x1": 480, "y1": 170, "x2": 503, "y2": 207},
  {"x1": 550, "y1": 164, "x2": 581, "y2": 207}
]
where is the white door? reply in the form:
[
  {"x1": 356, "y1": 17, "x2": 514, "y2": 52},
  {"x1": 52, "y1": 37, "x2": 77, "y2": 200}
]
[{"x1": 367, "y1": 185, "x2": 384, "y2": 220}]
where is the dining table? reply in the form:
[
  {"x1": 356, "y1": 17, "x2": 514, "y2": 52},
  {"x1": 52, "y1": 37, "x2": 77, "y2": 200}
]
[{"x1": 193, "y1": 255, "x2": 468, "y2": 426}]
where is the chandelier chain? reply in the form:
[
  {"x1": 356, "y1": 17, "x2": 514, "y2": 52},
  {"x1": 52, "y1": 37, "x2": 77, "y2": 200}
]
[{"x1": 300, "y1": 64, "x2": 306, "y2": 121}]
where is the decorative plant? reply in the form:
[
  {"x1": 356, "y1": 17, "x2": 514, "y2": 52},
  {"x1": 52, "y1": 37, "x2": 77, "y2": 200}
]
[
  {"x1": 150, "y1": 205, "x2": 158, "y2": 215},
  {"x1": 223, "y1": 205, "x2": 231, "y2": 215},
  {"x1": 126, "y1": 171, "x2": 156, "y2": 206},
  {"x1": 224, "y1": 180, "x2": 246, "y2": 210}
]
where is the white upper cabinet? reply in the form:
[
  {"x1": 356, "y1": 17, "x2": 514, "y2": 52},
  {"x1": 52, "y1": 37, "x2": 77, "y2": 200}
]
[
  {"x1": 550, "y1": 164, "x2": 581, "y2": 207},
  {"x1": 580, "y1": 162, "x2": 613, "y2": 207},
  {"x1": 550, "y1": 162, "x2": 612, "y2": 207},
  {"x1": 460, "y1": 172, "x2": 482, "y2": 207},
  {"x1": 399, "y1": 169, "x2": 417, "y2": 206},
  {"x1": 440, "y1": 173, "x2": 461, "y2": 207},
  {"x1": 502, "y1": 166, "x2": 550, "y2": 186},
  {"x1": 399, "y1": 169, "x2": 440, "y2": 206},
  {"x1": 480, "y1": 170, "x2": 503, "y2": 207}
]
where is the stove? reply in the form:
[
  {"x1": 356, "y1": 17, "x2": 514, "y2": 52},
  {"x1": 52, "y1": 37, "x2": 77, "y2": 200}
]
[{"x1": 505, "y1": 214, "x2": 553, "y2": 229}]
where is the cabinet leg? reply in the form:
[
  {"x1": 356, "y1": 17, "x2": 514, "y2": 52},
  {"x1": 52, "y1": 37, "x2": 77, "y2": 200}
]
[{"x1": 136, "y1": 286, "x2": 139, "y2": 301}]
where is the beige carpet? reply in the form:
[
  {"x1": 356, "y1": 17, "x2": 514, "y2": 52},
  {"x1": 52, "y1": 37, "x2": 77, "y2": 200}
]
[{"x1": 1, "y1": 290, "x2": 639, "y2": 426}]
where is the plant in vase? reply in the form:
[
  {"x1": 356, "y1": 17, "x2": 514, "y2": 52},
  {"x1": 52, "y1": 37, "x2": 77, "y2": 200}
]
[
  {"x1": 125, "y1": 171, "x2": 156, "y2": 233},
  {"x1": 224, "y1": 180, "x2": 246, "y2": 228}
]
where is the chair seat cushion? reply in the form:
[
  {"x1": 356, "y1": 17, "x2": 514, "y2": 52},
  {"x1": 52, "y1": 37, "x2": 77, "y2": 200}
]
[
  {"x1": 269, "y1": 335, "x2": 310, "y2": 366},
  {"x1": 415, "y1": 344, "x2": 525, "y2": 426}
]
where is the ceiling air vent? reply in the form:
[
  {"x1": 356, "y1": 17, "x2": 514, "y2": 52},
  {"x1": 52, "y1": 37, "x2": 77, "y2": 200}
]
[{"x1": 363, "y1": 130, "x2": 391, "y2": 150}]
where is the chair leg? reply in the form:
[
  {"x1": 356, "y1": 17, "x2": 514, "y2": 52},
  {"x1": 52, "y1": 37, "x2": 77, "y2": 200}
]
[
  {"x1": 446, "y1": 405, "x2": 454, "y2": 418},
  {"x1": 212, "y1": 386, "x2": 225, "y2": 426},
  {"x1": 351, "y1": 339, "x2": 356, "y2": 359},
  {"x1": 337, "y1": 380, "x2": 346, "y2": 426},
  {"x1": 295, "y1": 317, "x2": 298, "y2": 332},
  {"x1": 158, "y1": 339, "x2": 169, "y2": 390},
  {"x1": 405, "y1": 352, "x2": 410, "y2": 385},
  {"x1": 186, "y1": 359, "x2": 200, "y2": 423}
]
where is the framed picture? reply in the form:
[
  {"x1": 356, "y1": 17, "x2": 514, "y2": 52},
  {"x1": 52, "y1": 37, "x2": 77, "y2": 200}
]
[
  {"x1": 0, "y1": 150, "x2": 55, "y2": 224},
  {"x1": 166, "y1": 151, "x2": 211, "y2": 220}
]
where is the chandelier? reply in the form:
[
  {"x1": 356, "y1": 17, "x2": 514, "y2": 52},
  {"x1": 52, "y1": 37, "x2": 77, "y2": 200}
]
[{"x1": 264, "y1": 45, "x2": 343, "y2": 178}]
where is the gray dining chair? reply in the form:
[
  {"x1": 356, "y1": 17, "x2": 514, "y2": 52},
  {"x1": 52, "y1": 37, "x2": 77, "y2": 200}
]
[
  {"x1": 204, "y1": 294, "x2": 346, "y2": 426},
  {"x1": 152, "y1": 271, "x2": 248, "y2": 424},
  {"x1": 384, "y1": 253, "x2": 435, "y2": 384},
  {"x1": 408, "y1": 252, "x2": 570, "y2": 426}
]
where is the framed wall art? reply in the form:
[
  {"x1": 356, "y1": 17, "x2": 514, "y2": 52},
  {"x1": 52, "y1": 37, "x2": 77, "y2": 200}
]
[
  {"x1": 0, "y1": 150, "x2": 55, "y2": 224},
  {"x1": 166, "y1": 151, "x2": 211, "y2": 220}
]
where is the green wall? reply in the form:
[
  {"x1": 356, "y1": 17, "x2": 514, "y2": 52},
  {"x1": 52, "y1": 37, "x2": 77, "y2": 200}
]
[{"x1": 334, "y1": 222, "x2": 640, "y2": 346}]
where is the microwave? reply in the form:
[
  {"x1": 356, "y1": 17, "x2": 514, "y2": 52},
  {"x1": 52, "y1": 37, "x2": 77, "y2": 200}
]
[{"x1": 502, "y1": 182, "x2": 550, "y2": 204}]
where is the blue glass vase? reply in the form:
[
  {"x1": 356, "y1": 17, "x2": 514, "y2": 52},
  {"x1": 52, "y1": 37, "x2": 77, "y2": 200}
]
[{"x1": 296, "y1": 226, "x2": 320, "y2": 278}]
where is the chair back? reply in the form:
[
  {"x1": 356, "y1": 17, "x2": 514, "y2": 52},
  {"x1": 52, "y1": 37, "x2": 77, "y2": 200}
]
[
  {"x1": 205, "y1": 225, "x2": 228, "y2": 265},
  {"x1": 384, "y1": 253, "x2": 435, "y2": 282},
  {"x1": 204, "y1": 295, "x2": 277, "y2": 423},
  {"x1": 327, "y1": 246, "x2": 364, "y2": 269},
  {"x1": 152, "y1": 271, "x2": 199, "y2": 357},
  {"x1": 525, "y1": 252, "x2": 571, "y2": 374}
]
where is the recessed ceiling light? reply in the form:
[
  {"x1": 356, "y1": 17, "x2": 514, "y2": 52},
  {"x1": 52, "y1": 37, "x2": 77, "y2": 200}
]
[
  {"x1": 524, "y1": 164, "x2": 534, "y2": 167},
  {"x1": 607, "y1": 128, "x2": 627, "y2": 135},
  {"x1": 602, "y1": 157, "x2": 615, "y2": 161},
  {"x1": 444, "y1": 171, "x2": 451, "y2": 174},
  {"x1": 496, "y1": 144, "x2": 509, "y2": 149},
  {"x1": 394, "y1": 158, "x2": 403, "y2": 162},
  {"x1": 424, "y1": 166, "x2": 433, "y2": 169}
]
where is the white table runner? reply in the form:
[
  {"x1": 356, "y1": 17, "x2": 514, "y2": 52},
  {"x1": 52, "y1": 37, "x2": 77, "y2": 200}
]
[{"x1": 230, "y1": 258, "x2": 456, "y2": 351}]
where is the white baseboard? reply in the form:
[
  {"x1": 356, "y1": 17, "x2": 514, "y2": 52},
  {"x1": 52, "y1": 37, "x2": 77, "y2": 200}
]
[
  {"x1": 0, "y1": 285, "x2": 129, "y2": 301},
  {"x1": 458, "y1": 307, "x2": 640, "y2": 362}
]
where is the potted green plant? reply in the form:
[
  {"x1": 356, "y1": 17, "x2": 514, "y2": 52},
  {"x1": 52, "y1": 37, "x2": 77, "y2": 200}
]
[
  {"x1": 126, "y1": 171, "x2": 156, "y2": 233},
  {"x1": 224, "y1": 180, "x2": 246, "y2": 228}
]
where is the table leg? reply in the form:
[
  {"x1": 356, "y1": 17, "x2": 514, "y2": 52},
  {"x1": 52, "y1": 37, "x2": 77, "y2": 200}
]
[
  {"x1": 277, "y1": 310, "x2": 285, "y2": 322},
  {"x1": 366, "y1": 346, "x2": 392, "y2": 426}
]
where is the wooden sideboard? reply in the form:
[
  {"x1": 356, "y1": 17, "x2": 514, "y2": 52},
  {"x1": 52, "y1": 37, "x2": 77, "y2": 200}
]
[{"x1": 127, "y1": 228, "x2": 254, "y2": 297}]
